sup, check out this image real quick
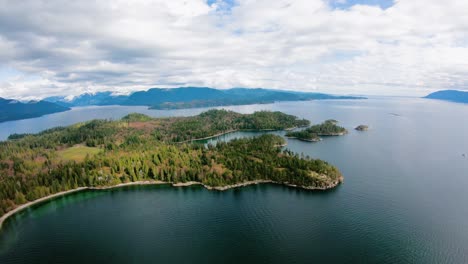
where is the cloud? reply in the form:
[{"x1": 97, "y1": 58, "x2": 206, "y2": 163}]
[{"x1": 0, "y1": 0, "x2": 467, "y2": 99}]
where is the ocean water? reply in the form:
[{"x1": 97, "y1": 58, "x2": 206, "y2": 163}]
[{"x1": 1, "y1": 98, "x2": 467, "y2": 263}]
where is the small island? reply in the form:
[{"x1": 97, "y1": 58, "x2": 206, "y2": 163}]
[
  {"x1": 285, "y1": 119, "x2": 348, "y2": 142},
  {"x1": 0, "y1": 110, "x2": 343, "y2": 224},
  {"x1": 355, "y1": 125, "x2": 369, "y2": 131}
]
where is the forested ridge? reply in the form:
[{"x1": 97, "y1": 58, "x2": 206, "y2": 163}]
[{"x1": 0, "y1": 110, "x2": 343, "y2": 216}]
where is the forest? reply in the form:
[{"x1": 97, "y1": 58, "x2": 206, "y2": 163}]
[{"x1": 0, "y1": 110, "x2": 343, "y2": 216}]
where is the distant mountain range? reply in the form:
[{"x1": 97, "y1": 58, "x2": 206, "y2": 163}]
[
  {"x1": 1, "y1": 87, "x2": 365, "y2": 123},
  {"x1": 0, "y1": 98, "x2": 70, "y2": 123},
  {"x1": 424, "y1": 90, "x2": 468, "y2": 104},
  {"x1": 45, "y1": 87, "x2": 365, "y2": 109}
]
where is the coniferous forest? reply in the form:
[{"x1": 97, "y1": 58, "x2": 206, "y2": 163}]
[{"x1": 0, "y1": 110, "x2": 343, "y2": 216}]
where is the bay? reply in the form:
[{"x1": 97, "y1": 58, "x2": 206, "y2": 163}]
[{"x1": 1, "y1": 98, "x2": 467, "y2": 263}]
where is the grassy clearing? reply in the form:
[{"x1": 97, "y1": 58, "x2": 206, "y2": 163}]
[{"x1": 58, "y1": 145, "x2": 102, "y2": 162}]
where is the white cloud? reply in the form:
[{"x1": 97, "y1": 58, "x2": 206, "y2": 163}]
[{"x1": 0, "y1": 0, "x2": 467, "y2": 99}]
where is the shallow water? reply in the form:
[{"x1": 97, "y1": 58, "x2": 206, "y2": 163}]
[{"x1": 1, "y1": 98, "x2": 468, "y2": 263}]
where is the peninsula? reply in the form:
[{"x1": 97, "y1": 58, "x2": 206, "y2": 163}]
[
  {"x1": 285, "y1": 119, "x2": 348, "y2": 142},
  {"x1": 0, "y1": 97, "x2": 70, "y2": 123},
  {"x1": 0, "y1": 110, "x2": 343, "y2": 221},
  {"x1": 424, "y1": 90, "x2": 468, "y2": 104}
]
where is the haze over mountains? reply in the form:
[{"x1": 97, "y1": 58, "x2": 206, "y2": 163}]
[
  {"x1": 0, "y1": 87, "x2": 366, "y2": 123},
  {"x1": 44, "y1": 87, "x2": 365, "y2": 108},
  {"x1": 4, "y1": 87, "x2": 467, "y2": 124}
]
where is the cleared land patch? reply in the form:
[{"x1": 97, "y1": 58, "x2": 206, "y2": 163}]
[{"x1": 58, "y1": 145, "x2": 102, "y2": 162}]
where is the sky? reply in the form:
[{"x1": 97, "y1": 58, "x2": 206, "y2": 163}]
[{"x1": 0, "y1": 0, "x2": 468, "y2": 99}]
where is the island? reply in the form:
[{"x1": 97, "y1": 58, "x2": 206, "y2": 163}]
[
  {"x1": 285, "y1": 119, "x2": 348, "y2": 142},
  {"x1": 355, "y1": 125, "x2": 369, "y2": 131},
  {"x1": 0, "y1": 110, "x2": 344, "y2": 224}
]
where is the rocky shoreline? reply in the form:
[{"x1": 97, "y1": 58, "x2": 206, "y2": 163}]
[
  {"x1": 317, "y1": 131, "x2": 348, "y2": 136},
  {"x1": 176, "y1": 125, "x2": 308, "y2": 144},
  {"x1": 286, "y1": 136, "x2": 322, "y2": 142},
  {"x1": 177, "y1": 130, "x2": 238, "y2": 143},
  {"x1": 0, "y1": 178, "x2": 343, "y2": 231},
  {"x1": 0, "y1": 187, "x2": 88, "y2": 230},
  {"x1": 355, "y1": 125, "x2": 369, "y2": 131}
]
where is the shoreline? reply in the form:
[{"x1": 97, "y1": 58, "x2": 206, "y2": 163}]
[
  {"x1": 0, "y1": 179, "x2": 342, "y2": 232},
  {"x1": 176, "y1": 126, "x2": 308, "y2": 144},
  {"x1": 285, "y1": 136, "x2": 322, "y2": 142},
  {"x1": 0, "y1": 187, "x2": 88, "y2": 230},
  {"x1": 177, "y1": 129, "x2": 238, "y2": 143},
  {"x1": 317, "y1": 131, "x2": 348, "y2": 136}
]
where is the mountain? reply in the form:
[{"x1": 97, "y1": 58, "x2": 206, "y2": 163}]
[
  {"x1": 424, "y1": 90, "x2": 468, "y2": 104},
  {"x1": 125, "y1": 87, "x2": 227, "y2": 106},
  {"x1": 45, "y1": 87, "x2": 365, "y2": 109},
  {"x1": 0, "y1": 97, "x2": 70, "y2": 123},
  {"x1": 43, "y1": 96, "x2": 75, "y2": 108},
  {"x1": 45, "y1": 92, "x2": 127, "y2": 107}
]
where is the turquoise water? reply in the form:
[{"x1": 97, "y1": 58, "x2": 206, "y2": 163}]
[{"x1": 1, "y1": 98, "x2": 468, "y2": 263}]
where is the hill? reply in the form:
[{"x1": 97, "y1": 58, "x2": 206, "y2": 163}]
[
  {"x1": 424, "y1": 90, "x2": 468, "y2": 104},
  {"x1": 0, "y1": 98, "x2": 70, "y2": 123}
]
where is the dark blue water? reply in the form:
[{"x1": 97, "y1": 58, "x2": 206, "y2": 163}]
[{"x1": 1, "y1": 98, "x2": 468, "y2": 263}]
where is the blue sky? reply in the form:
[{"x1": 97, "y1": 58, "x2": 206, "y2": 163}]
[
  {"x1": 0, "y1": 67, "x2": 18, "y2": 81},
  {"x1": 0, "y1": 0, "x2": 467, "y2": 99},
  {"x1": 207, "y1": 0, "x2": 395, "y2": 10},
  {"x1": 330, "y1": 0, "x2": 394, "y2": 9},
  {"x1": 207, "y1": 0, "x2": 237, "y2": 10}
]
